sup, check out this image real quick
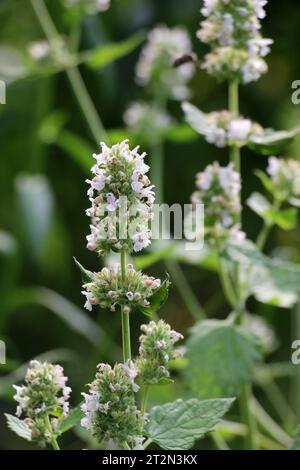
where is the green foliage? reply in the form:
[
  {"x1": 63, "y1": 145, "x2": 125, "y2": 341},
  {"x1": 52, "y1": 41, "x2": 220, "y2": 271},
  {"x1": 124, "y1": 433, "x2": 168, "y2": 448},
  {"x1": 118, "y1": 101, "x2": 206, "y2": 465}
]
[
  {"x1": 185, "y1": 320, "x2": 261, "y2": 398},
  {"x1": 5, "y1": 414, "x2": 32, "y2": 442},
  {"x1": 86, "y1": 32, "x2": 145, "y2": 69},
  {"x1": 226, "y1": 239, "x2": 300, "y2": 307},
  {"x1": 57, "y1": 407, "x2": 84, "y2": 435},
  {"x1": 138, "y1": 276, "x2": 171, "y2": 317},
  {"x1": 247, "y1": 193, "x2": 298, "y2": 230},
  {"x1": 146, "y1": 398, "x2": 234, "y2": 450}
]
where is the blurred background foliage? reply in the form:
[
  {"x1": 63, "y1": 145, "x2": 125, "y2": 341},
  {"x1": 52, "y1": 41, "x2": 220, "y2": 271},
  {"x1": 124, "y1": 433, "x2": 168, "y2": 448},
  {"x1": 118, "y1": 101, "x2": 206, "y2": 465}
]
[{"x1": 1, "y1": 0, "x2": 300, "y2": 449}]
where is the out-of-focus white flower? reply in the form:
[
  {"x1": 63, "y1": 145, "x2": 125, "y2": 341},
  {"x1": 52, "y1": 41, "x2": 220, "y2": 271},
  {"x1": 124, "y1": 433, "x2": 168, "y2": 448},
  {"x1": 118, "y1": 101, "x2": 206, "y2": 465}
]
[
  {"x1": 124, "y1": 101, "x2": 173, "y2": 143},
  {"x1": 198, "y1": 0, "x2": 272, "y2": 83},
  {"x1": 190, "y1": 162, "x2": 244, "y2": 244},
  {"x1": 265, "y1": 156, "x2": 300, "y2": 203},
  {"x1": 136, "y1": 25, "x2": 195, "y2": 100},
  {"x1": 204, "y1": 111, "x2": 263, "y2": 148},
  {"x1": 28, "y1": 41, "x2": 50, "y2": 60}
]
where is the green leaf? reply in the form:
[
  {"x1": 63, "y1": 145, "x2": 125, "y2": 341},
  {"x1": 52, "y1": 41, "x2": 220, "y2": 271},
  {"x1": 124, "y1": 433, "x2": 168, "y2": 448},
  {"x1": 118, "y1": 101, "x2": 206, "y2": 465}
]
[
  {"x1": 185, "y1": 320, "x2": 261, "y2": 398},
  {"x1": 146, "y1": 398, "x2": 234, "y2": 450},
  {"x1": 139, "y1": 276, "x2": 171, "y2": 317},
  {"x1": 182, "y1": 102, "x2": 210, "y2": 136},
  {"x1": 248, "y1": 127, "x2": 300, "y2": 155},
  {"x1": 290, "y1": 429, "x2": 300, "y2": 450},
  {"x1": 106, "y1": 129, "x2": 135, "y2": 146},
  {"x1": 247, "y1": 192, "x2": 272, "y2": 218},
  {"x1": 5, "y1": 414, "x2": 32, "y2": 441},
  {"x1": 6, "y1": 287, "x2": 104, "y2": 347},
  {"x1": 134, "y1": 245, "x2": 174, "y2": 270},
  {"x1": 254, "y1": 170, "x2": 276, "y2": 195},
  {"x1": 73, "y1": 257, "x2": 95, "y2": 283},
  {"x1": 247, "y1": 193, "x2": 298, "y2": 230},
  {"x1": 56, "y1": 130, "x2": 94, "y2": 173},
  {"x1": 57, "y1": 406, "x2": 83, "y2": 435},
  {"x1": 264, "y1": 207, "x2": 298, "y2": 230},
  {"x1": 162, "y1": 124, "x2": 198, "y2": 143},
  {"x1": 86, "y1": 32, "x2": 145, "y2": 69},
  {"x1": 226, "y1": 239, "x2": 300, "y2": 308},
  {"x1": 39, "y1": 110, "x2": 69, "y2": 145}
]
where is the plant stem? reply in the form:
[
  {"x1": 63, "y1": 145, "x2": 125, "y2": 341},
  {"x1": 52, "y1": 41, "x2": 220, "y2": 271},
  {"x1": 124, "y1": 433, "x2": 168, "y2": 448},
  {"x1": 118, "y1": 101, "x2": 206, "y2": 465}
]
[
  {"x1": 30, "y1": 0, "x2": 108, "y2": 144},
  {"x1": 165, "y1": 260, "x2": 206, "y2": 321},
  {"x1": 217, "y1": 255, "x2": 237, "y2": 309},
  {"x1": 151, "y1": 139, "x2": 164, "y2": 206},
  {"x1": 228, "y1": 79, "x2": 240, "y2": 174},
  {"x1": 120, "y1": 249, "x2": 131, "y2": 362},
  {"x1": 141, "y1": 385, "x2": 150, "y2": 416},
  {"x1": 45, "y1": 415, "x2": 60, "y2": 450},
  {"x1": 239, "y1": 384, "x2": 257, "y2": 450},
  {"x1": 256, "y1": 199, "x2": 281, "y2": 252},
  {"x1": 143, "y1": 438, "x2": 153, "y2": 450},
  {"x1": 123, "y1": 441, "x2": 131, "y2": 450},
  {"x1": 211, "y1": 431, "x2": 230, "y2": 450}
]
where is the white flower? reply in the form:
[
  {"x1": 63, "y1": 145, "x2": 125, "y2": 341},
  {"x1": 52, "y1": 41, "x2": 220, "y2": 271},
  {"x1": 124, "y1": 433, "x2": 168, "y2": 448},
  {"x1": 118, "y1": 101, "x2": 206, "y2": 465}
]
[
  {"x1": 133, "y1": 437, "x2": 145, "y2": 450},
  {"x1": 267, "y1": 156, "x2": 281, "y2": 176},
  {"x1": 228, "y1": 118, "x2": 252, "y2": 141},
  {"x1": 28, "y1": 41, "x2": 50, "y2": 60},
  {"x1": 132, "y1": 230, "x2": 151, "y2": 252},
  {"x1": 136, "y1": 25, "x2": 195, "y2": 100},
  {"x1": 122, "y1": 360, "x2": 140, "y2": 393}
]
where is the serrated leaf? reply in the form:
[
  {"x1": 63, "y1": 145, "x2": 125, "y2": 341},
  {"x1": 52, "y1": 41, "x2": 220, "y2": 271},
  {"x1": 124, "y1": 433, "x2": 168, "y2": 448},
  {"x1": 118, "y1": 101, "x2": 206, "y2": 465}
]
[
  {"x1": 139, "y1": 276, "x2": 171, "y2": 317},
  {"x1": 86, "y1": 32, "x2": 144, "y2": 69},
  {"x1": 146, "y1": 398, "x2": 234, "y2": 450},
  {"x1": 248, "y1": 127, "x2": 300, "y2": 155},
  {"x1": 185, "y1": 320, "x2": 261, "y2": 398},
  {"x1": 57, "y1": 406, "x2": 83, "y2": 435},
  {"x1": 73, "y1": 257, "x2": 95, "y2": 283},
  {"x1": 226, "y1": 239, "x2": 300, "y2": 308},
  {"x1": 5, "y1": 414, "x2": 32, "y2": 441}
]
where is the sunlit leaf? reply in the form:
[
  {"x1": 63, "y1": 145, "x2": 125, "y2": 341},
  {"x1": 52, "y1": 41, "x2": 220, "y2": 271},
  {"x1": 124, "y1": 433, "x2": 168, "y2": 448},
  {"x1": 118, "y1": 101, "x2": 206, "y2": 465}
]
[
  {"x1": 86, "y1": 32, "x2": 145, "y2": 69},
  {"x1": 162, "y1": 124, "x2": 198, "y2": 143},
  {"x1": 146, "y1": 398, "x2": 234, "y2": 450},
  {"x1": 226, "y1": 239, "x2": 300, "y2": 308},
  {"x1": 247, "y1": 193, "x2": 298, "y2": 230},
  {"x1": 248, "y1": 128, "x2": 300, "y2": 155},
  {"x1": 5, "y1": 415, "x2": 32, "y2": 441},
  {"x1": 182, "y1": 102, "x2": 209, "y2": 136}
]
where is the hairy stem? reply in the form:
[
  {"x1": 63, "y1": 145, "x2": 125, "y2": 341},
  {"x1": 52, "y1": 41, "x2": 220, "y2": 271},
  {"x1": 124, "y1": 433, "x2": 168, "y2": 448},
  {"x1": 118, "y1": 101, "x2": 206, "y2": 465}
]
[
  {"x1": 239, "y1": 384, "x2": 257, "y2": 450},
  {"x1": 120, "y1": 249, "x2": 131, "y2": 362},
  {"x1": 256, "y1": 199, "x2": 281, "y2": 252},
  {"x1": 30, "y1": 0, "x2": 108, "y2": 143},
  {"x1": 45, "y1": 415, "x2": 60, "y2": 451},
  {"x1": 228, "y1": 78, "x2": 240, "y2": 174}
]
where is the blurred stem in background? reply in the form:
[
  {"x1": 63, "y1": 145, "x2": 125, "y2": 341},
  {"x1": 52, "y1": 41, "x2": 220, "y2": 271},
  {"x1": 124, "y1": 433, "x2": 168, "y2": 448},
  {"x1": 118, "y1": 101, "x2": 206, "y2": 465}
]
[
  {"x1": 228, "y1": 78, "x2": 256, "y2": 450},
  {"x1": 30, "y1": 0, "x2": 108, "y2": 143}
]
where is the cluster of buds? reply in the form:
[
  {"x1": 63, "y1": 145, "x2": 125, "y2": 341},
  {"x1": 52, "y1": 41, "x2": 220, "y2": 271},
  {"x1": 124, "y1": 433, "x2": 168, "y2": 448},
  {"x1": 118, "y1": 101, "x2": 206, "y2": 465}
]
[
  {"x1": 81, "y1": 263, "x2": 161, "y2": 313},
  {"x1": 124, "y1": 101, "x2": 173, "y2": 144},
  {"x1": 81, "y1": 362, "x2": 145, "y2": 447},
  {"x1": 198, "y1": 0, "x2": 273, "y2": 83},
  {"x1": 205, "y1": 111, "x2": 263, "y2": 148},
  {"x1": 266, "y1": 156, "x2": 300, "y2": 205},
  {"x1": 63, "y1": 0, "x2": 110, "y2": 14},
  {"x1": 86, "y1": 140, "x2": 155, "y2": 255},
  {"x1": 136, "y1": 25, "x2": 195, "y2": 100},
  {"x1": 136, "y1": 320, "x2": 183, "y2": 385},
  {"x1": 13, "y1": 361, "x2": 71, "y2": 446},
  {"x1": 191, "y1": 162, "x2": 244, "y2": 244}
]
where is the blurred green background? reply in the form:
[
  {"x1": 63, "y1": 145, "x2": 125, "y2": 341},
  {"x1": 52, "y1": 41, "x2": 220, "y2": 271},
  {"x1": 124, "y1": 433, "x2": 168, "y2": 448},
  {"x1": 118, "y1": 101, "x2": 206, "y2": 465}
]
[{"x1": 1, "y1": 0, "x2": 300, "y2": 449}]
